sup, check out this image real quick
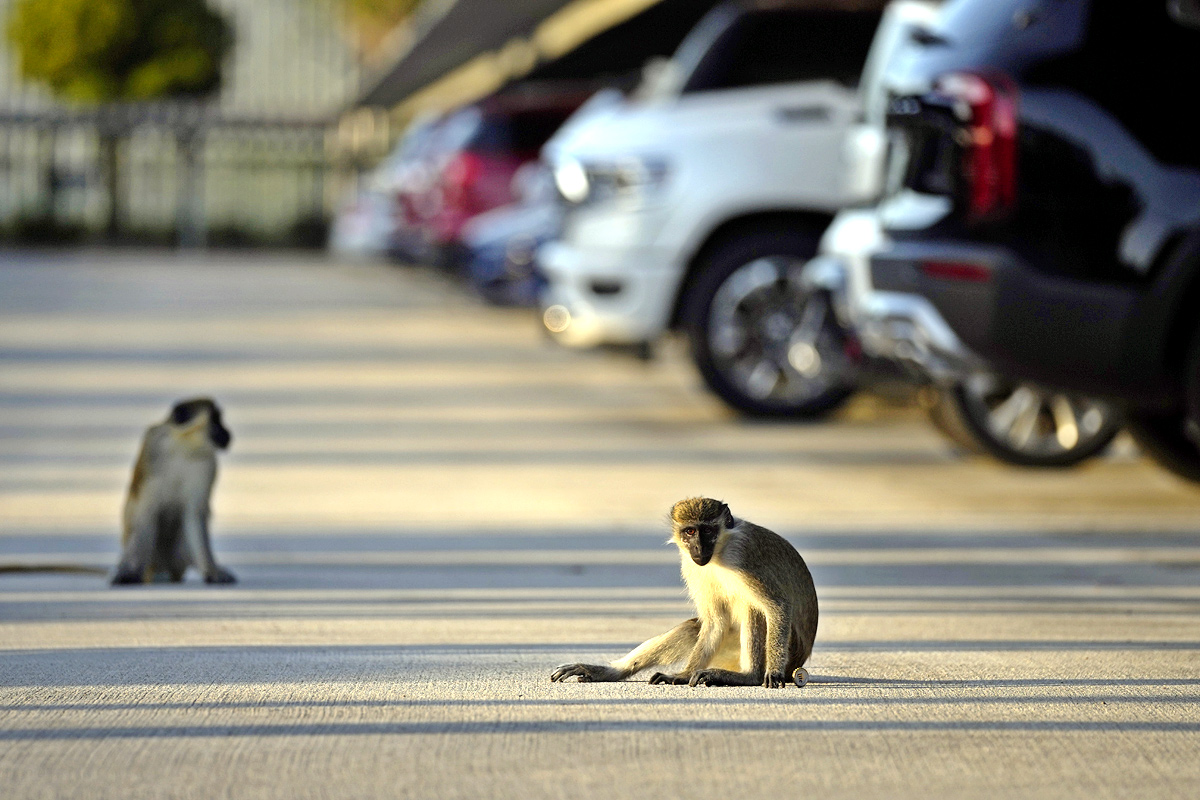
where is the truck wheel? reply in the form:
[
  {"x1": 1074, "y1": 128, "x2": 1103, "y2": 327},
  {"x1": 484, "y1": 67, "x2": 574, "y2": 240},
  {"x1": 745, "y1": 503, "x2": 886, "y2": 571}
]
[
  {"x1": 681, "y1": 229, "x2": 857, "y2": 418},
  {"x1": 942, "y1": 373, "x2": 1121, "y2": 467},
  {"x1": 1126, "y1": 411, "x2": 1200, "y2": 482},
  {"x1": 1126, "y1": 325, "x2": 1200, "y2": 483}
]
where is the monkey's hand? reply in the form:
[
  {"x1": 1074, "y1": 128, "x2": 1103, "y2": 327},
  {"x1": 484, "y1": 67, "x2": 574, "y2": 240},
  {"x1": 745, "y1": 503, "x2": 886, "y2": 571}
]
[
  {"x1": 550, "y1": 663, "x2": 617, "y2": 683},
  {"x1": 204, "y1": 567, "x2": 237, "y2": 585},
  {"x1": 648, "y1": 672, "x2": 690, "y2": 685},
  {"x1": 762, "y1": 670, "x2": 787, "y2": 689}
]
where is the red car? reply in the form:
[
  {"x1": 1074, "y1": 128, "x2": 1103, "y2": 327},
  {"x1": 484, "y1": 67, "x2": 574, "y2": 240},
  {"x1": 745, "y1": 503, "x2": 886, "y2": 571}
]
[{"x1": 398, "y1": 92, "x2": 586, "y2": 267}]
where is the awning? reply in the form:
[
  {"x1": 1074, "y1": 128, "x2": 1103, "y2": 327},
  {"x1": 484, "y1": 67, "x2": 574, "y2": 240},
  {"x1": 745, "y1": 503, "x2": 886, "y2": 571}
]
[
  {"x1": 358, "y1": 0, "x2": 625, "y2": 108},
  {"x1": 356, "y1": 0, "x2": 887, "y2": 111}
]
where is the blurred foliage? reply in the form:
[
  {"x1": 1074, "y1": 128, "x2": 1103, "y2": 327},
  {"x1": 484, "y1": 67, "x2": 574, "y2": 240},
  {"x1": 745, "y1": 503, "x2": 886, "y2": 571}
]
[{"x1": 5, "y1": 0, "x2": 234, "y2": 103}]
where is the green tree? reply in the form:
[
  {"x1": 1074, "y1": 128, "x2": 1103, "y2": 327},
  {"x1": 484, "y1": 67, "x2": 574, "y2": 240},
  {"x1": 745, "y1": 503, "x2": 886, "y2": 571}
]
[
  {"x1": 6, "y1": 0, "x2": 234, "y2": 237},
  {"x1": 7, "y1": 0, "x2": 233, "y2": 102}
]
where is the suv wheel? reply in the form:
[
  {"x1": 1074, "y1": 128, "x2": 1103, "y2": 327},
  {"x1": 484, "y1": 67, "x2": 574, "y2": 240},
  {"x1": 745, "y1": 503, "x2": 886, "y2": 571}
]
[
  {"x1": 934, "y1": 374, "x2": 1121, "y2": 467},
  {"x1": 681, "y1": 229, "x2": 857, "y2": 417}
]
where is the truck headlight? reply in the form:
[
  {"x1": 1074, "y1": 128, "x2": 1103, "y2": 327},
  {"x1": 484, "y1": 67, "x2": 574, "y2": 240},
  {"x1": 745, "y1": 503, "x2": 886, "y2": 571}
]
[
  {"x1": 554, "y1": 159, "x2": 590, "y2": 204},
  {"x1": 553, "y1": 156, "x2": 669, "y2": 207}
]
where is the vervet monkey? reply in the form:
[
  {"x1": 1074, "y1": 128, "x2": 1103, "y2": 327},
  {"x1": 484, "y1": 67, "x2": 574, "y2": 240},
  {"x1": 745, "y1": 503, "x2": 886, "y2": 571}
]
[
  {"x1": 111, "y1": 398, "x2": 236, "y2": 586},
  {"x1": 551, "y1": 497, "x2": 817, "y2": 688}
]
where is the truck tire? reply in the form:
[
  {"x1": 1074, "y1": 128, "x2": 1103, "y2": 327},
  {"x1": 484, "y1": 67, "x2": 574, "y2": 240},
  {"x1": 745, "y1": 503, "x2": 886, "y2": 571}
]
[
  {"x1": 1127, "y1": 324, "x2": 1200, "y2": 483},
  {"x1": 934, "y1": 374, "x2": 1121, "y2": 467},
  {"x1": 681, "y1": 228, "x2": 857, "y2": 418},
  {"x1": 1126, "y1": 411, "x2": 1200, "y2": 482}
]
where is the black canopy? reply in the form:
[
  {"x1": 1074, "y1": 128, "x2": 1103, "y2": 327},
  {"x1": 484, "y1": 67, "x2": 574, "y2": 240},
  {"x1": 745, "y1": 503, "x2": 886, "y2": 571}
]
[
  {"x1": 358, "y1": 0, "x2": 579, "y2": 107},
  {"x1": 356, "y1": 0, "x2": 884, "y2": 108}
]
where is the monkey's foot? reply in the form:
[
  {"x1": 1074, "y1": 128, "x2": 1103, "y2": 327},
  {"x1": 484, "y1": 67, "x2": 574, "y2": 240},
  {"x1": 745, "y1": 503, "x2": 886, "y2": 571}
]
[
  {"x1": 792, "y1": 667, "x2": 809, "y2": 687},
  {"x1": 550, "y1": 663, "x2": 614, "y2": 683},
  {"x1": 109, "y1": 567, "x2": 145, "y2": 586},
  {"x1": 686, "y1": 669, "x2": 760, "y2": 687},
  {"x1": 204, "y1": 568, "x2": 237, "y2": 585},
  {"x1": 762, "y1": 670, "x2": 787, "y2": 688},
  {"x1": 648, "y1": 672, "x2": 689, "y2": 685}
]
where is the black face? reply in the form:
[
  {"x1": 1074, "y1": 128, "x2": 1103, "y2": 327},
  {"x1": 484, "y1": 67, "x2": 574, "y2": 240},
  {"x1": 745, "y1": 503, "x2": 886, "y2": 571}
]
[
  {"x1": 677, "y1": 522, "x2": 721, "y2": 566},
  {"x1": 170, "y1": 398, "x2": 232, "y2": 450}
]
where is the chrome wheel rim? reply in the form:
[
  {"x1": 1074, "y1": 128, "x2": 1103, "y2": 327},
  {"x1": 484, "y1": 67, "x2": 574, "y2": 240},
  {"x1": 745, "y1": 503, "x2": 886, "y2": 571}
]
[
  {"x1": 707, "y1": 256, "x2": 851, "y2": 405},
  {"x1": 961, "y1": 373, "x2": 1115, "y2": 457}
]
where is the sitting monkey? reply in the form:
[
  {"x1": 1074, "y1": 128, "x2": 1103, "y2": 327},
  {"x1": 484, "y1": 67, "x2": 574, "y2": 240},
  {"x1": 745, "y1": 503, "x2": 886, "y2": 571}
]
[
  {"x1": 111, "y1": 398, "x2": 237, "y2": 585},
  {"x1": 551, "y1": 497, "x2": 817, "y2": 687}
]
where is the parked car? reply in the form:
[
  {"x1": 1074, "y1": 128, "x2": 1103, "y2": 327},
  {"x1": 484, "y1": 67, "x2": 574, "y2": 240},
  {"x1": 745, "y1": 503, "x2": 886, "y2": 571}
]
[
  {"x1": 856, "y1": 0, "x2": 1200, "y2": 479},
  {"x1": 329, "y1": 189, "x2": 396, "y2": 258},
  {"x1": 539, "y1": 1, "x2": 923, "y2": 416},
  {"x1": 396, "y1": 92, "x2": 587, "y2": 268},
  {"x1": 461, "y1": 163, "x2": 558, "y2": 305},
  {"x1": 809, "y1": 207, "x2": 1122, "y2": 466},
  {"x1": 461, "y1": 90, "x2": 627, "y2": 305},
  {"x1": 330, "y1": 115, "x2": 441, "y2": 259}
]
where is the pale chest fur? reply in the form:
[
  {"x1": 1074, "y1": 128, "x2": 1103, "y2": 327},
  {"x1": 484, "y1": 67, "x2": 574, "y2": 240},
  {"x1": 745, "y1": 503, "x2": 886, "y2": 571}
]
[
  {"x1": 682, "y1": 558, "x2": 759, "y2": 622},
  {"x1": 141, "y1": 449, "x2": 216, "y2": 510}
]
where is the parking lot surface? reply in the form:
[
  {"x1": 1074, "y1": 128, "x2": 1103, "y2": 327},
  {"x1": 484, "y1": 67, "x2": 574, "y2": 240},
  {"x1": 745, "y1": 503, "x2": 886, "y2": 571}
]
[{"x1": 2, "y1": 251, "x2": 1200, "y2": 799}]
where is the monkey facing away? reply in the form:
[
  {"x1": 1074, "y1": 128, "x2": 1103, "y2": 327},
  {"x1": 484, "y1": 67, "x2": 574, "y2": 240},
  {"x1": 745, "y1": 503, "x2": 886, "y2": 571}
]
[
  {"x1": 111, "y1": 398, "x2": 237, "y2": 586},
  {"x1": 551, "y1": 498, "x2": 818, "y2": 688}
]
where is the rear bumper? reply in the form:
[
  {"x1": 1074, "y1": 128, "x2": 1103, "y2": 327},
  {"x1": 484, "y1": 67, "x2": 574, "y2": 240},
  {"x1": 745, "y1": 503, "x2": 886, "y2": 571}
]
[{"x1": 870, "y1": 239, "x2": 1173, "y2": 404}]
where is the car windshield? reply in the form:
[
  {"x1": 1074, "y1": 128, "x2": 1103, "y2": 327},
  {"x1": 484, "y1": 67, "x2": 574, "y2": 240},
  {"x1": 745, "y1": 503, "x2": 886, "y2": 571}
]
[
  {"x1": 681, "y1": 9, "x2": 882, "y2": 92},
  {"x1": 933, "y1": 0, "x2": 1026, "y2": 45},
  {"x1": 434, "y1": 108, "x2": 484, "y2": 155}
]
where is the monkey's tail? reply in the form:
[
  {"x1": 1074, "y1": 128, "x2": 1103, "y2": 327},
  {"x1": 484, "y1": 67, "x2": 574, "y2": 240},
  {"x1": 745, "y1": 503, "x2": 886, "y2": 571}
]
[{"x1": 0, "y1": 564, "x2": 109, "y2": 576}]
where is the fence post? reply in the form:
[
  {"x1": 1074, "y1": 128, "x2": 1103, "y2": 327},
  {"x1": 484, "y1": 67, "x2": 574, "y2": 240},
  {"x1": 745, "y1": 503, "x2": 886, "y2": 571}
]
[
  {"x1": 176, "y1": 126, "x2": 207, "y2": 248},
  {"x1": 39, "y1": 125, "x2": 59, "y2": 222}
]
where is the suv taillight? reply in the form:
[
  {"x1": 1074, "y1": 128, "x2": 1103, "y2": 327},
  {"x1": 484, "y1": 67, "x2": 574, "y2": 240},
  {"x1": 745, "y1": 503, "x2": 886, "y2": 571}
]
[{"x1": 934, "y1": 72, "x2": 1018, "y2": 223}]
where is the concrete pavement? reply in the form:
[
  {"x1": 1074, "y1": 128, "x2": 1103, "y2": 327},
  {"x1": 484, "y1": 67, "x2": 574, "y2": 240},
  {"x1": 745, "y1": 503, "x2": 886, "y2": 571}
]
[{"x1": 2, "y1": 250, "x2": 1200, "y2": 798}]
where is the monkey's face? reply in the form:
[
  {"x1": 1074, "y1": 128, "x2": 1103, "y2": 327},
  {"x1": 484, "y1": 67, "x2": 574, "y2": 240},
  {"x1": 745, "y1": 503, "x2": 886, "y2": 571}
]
[
  {"x1": 170, "y1": 398, "x2": 232, "y2": 450},
  {"x1": 208, "y1": 411, "x2": 232, "y2": 450},
  {"x1": 675, "y1": 522, "x2": 721, "y2": 566}
]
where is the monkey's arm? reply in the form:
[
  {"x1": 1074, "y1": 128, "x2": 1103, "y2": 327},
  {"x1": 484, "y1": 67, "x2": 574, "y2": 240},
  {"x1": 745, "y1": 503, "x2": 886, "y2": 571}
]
[
  {"x1": 688, "y1": 610, "x2": 768, "y2": 687},
  {"x1": 759, "y1": 600, "x2": 793, "y2": 687},
  {"x1": 551, "y1": 618, "x2": 700, "y2": 682},
  {"x1": 691, "y1": 599, "x2": 792, "y2": 687},
  {"x1": 182, "y1": 504, "x2": 236, "y2": 584}
]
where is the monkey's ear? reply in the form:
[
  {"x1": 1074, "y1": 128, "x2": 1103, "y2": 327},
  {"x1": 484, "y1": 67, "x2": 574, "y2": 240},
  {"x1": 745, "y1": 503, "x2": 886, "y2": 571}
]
[{"x1": 720, "y1": 503, "x2": 733, "y2": 527}]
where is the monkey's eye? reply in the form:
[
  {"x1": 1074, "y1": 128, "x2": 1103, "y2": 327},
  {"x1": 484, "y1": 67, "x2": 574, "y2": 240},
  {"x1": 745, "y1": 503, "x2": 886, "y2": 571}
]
[{"x1": 681, "y1": 527, "x2": 697, "y2": 537}]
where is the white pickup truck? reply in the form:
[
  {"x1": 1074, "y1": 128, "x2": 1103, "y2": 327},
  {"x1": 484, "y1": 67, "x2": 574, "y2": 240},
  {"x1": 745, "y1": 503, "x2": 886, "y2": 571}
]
[{"x1": 539, "y1": 1, "x2": 939, "y2": 416}]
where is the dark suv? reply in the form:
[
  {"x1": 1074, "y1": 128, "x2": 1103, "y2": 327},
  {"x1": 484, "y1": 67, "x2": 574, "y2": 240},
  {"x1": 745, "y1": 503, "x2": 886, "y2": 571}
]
[{"x1": 871, "y1": 0, "x2": 1200, "y2": 480}]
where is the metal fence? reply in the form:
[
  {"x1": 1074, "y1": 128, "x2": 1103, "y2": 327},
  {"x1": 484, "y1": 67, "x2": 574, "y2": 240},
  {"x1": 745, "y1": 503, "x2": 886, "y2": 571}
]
[
  {"x1": 0, "y1": 105, "x2": 360, "y2": 247},
  {"x1": 0, "y1": 0, "x2": 390, "y2": 248}
]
